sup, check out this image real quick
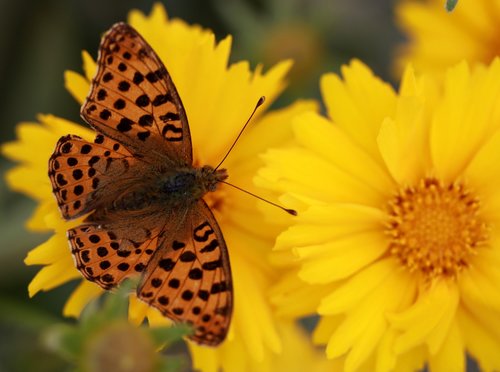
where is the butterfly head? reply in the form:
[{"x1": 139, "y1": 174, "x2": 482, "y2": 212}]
[{"x1": 200, "y1": 165, "x2": 228, "y2": 192}]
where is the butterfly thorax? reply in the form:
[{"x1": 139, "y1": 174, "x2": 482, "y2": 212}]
[
  {"x1": 111, "y1": 165, "x2": 227, "y2": 212},
  {"x1": 160, "y1": 165, "x2": 227, "y2": 201}
]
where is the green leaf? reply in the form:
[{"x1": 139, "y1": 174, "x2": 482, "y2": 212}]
[
  {"x1": 42, "y1": 324, "x2": 82, "y2": 361},
  {"x1": 149, "y1": 323, "x2": 193, "y2": 348},
  {"x1": 100, "y1": 284, "x2": 130, "y2": 320},
  {"x1": 79, "y1": 279, "x2": 136, "y2": 333},
  {"x1": 446, "y1": 0, "x2": 458, "y2": 12},
  {"x1": 158, "y1": 354, "x2": 189, "y2": 372},
  {"x1": 0, "y1": 297, "x2": 60, "y2": 329}
]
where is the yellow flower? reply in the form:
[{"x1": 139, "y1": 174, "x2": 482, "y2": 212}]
[
  {"x1": 2, "y1": 3, "x2": 326, "y2": 370},
  {"x1": 395, "y1": 0, "x2": 500, "y2": 75},
  {"x1": 258, "y1": 59, "x2": 500, "y2": 371}
]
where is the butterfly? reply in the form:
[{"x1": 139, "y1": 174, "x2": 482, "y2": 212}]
[{"x1": 48, "y1": 23, "x2": 233, "y2": 346}]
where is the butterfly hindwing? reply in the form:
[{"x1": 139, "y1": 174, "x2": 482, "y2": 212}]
[
  {"x1": 69, "y1": 223, "x2": 163, "y2": 289},
  {"x1": 49, "y1": 133, "x2": 136, "y2": 219},
  {"x1": 138, "y1": 200, "x2": 233, "y2": 346},
  {"x1": 81, "y1": 23, "x2": 192, "y2": 166}
]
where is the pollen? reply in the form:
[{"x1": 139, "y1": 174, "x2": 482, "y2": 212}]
[{"x1": 386, "y1": 178, "x2": 488, "y2": 279}]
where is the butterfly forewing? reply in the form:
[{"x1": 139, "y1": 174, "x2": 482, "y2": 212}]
[
  {"x1": 81, "y1": 22, "x2": 192, "y2": 166},
  {"x1": 49, "y1": 133, "x2": 136, "y2": 219},
  {"x1": 138, "y1": 200, "x2": 232, "y2": 346}
]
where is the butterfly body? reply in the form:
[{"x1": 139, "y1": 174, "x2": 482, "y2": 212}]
[
  {"x1": 48, "y1": 23, "x2": 233, "y2": 346},
  {"x1": 109, "y1": 166, "x2": 227, "y2": 212},
  {"x1": 159, "y1": 166, "x2": 228, "y2": 198}
]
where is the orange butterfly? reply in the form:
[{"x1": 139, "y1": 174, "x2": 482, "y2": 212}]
[{"x1": 48, "y1": 23, "x2": 232, "y2": 346}]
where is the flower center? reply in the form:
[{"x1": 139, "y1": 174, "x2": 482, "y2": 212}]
[{"x1": 386, "y1": 178, "x2": 488, "y2": 279}]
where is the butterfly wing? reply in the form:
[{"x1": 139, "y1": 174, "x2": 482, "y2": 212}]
[
  {"x1": 81, "y1": 22, "x2": 192, "y2": 166},
  {"x1": 68, "y1": 221, "x2": 163, "y2": 289},
  {"x1": 138, "y1": 200, "x2": 233, "y2": 346},
  {"x1": 49, "y1": 133, "x2": 141, "y2": 219}
]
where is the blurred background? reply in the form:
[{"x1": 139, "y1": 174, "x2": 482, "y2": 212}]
[{"x1": 0, "y1": 0, "x2": 402, "y2": 370}]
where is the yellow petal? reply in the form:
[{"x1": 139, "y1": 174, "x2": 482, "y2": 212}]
[
  {"x1": 274, "y1": 203, "x2": 384, "y2": 251},
  {"x1": 25, "y1": 200, "x2": 54, "y2": 231},
  {"x1": 325, "y1": 283, "x2": 386, "y2": 359},
  {"x1": 318, "y1": 258, "x2": 397, "y2": 314},
  {"x1": 63, "y1": 280, "x2": 102, "y2": 317},
  {"x1": 396, "y1": 0, "x2": 500, "y2": 70},
  {"x1": 64, "y1": 70, "x2": 90, "y2": 105},
  {"x1": 392, "y1": 345, "x2": 426, "y2": 372},
  {"x1": 472, "y1": 249, "x2": 500, "y2": 309},
  {"x1": 232, "y1": 100, "x2": 318, "y2": 167},
  {"x1": 298, "y1": 231, "x2": 387, "y2": 284},
  {"x1": 389, "y1": 280, "x2": 459, "y2": 354},
  {"x1": 457, "y1": 307, "x2": 500, "y2": 371},
  {"x1": 191, "y1": 318, "x2": 333, "y2": 372},
  {"x1": 432, "y1": 60, "x2": 500, "y2": 182},
  {"x1": 230, "y1": 249, "x2": 282, "y2": 360},
  {"x1": 425, "y1": 297, "x2": 458, "y2": 354},
  {"x1": 129, "y1": 3, "x2": 292, "y2": 166},
  {"x1": 270, "y1": 270, "x2": 329, "y2": 318},
  {"x1": 313, "y1": 315, "x2": 344, "y2": 345},
  {"x1": 270, "y1": 322, "x2": 340, "y2": 372},
  {"x1": 464, "y1": 127, "x2": 500, "y2": 219},
  {"x1": 82, "y1": 50, "x2": 96, "y2": 81},
  {"x1": 345, "y1": 316, "x2": 386, "y2": 372},
  {"x1": 27, "y1": 260, "x2": 81, "y2": 297},
  {"x1": 145, "y1": 306, "x2": 171, "y2": 327},
  {"x1": 128, "y1": 295, "x2": 149, "y2": 326},
  {"x1": 428, "y1": 322, "x2": 464, "y2": 372},
  {"x1": 458, "y1": 260, "x2": 500, "y2": 311},
  {"x1": 128, "y1": 3, "x2": 170, "y2": 46},
  {"x1": 398, "y1": 63, "x2": 418, "y2": 97},
  {"x1": 321, "y1": 61, "x2": 397, "y2": 164},
  {"x1": 5, "y1": 113, "x2": 93, "y2": 205},
  {"x1": 4, "y1": 166, "x2": 50, "y2": 200},
  {"x1": 41, "y1": 114, "x2": 94, "y2": 140},
  {"x1": 261, "y1": 147, "x2": 382, "y2": 207},
  {"x1": 189, "y1": 344, "x2": 219, "y2": 372},
  {"x1": 325, "y1": 268, "x2": 411, "y2": 366},
  {"x1": 2, "y1": 122, "x2": 58, "y2": 165},
  {"x1": 294, "y1": 230, "x2": 385, "y2": 260},
  {"x1": 377, "y1": 89, "x2": 429, "y2": 184},
  {"x1": 293, "y1": 112, "x2": 393, "y2": 200},
  {"x1": 375, "y1": 328, "x2": 398, "y2": 372},
  {"x1": 24, "y1": 234, "x2": 69, "y2": 266},
  {"x1": 295, "y1": 202, "x2": 385, "y2": 225}
]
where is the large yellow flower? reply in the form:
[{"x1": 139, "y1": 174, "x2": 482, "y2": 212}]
[
  {"x1": 258, "y1": 59, "x2": 500, "y2": 371},
  {"x1": 395, "y1": 0, "x2": 500, "y2": 74},
  {"x1": 2, "y1": 4, "x2": 328, "y2": 371}
]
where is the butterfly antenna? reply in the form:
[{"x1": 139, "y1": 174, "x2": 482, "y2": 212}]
[
  {"x1": 221, "y1": 181, "x2": 297, "y2": 216},
  {"x1": 214, "y1": 96, "x2": 297, "y2": 216},
  {"x1": 214, "y1": 96, "x2": 266, "y2": 171}
]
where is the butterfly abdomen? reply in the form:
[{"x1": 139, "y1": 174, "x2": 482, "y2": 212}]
[{"x1": 111, "y1": 188, "x2": 159, "y2": 211}]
